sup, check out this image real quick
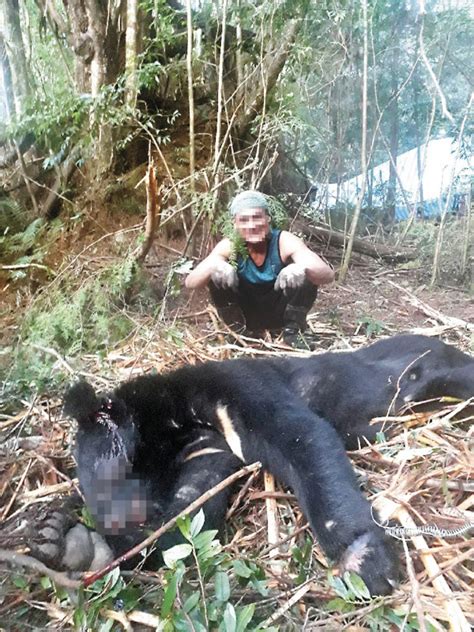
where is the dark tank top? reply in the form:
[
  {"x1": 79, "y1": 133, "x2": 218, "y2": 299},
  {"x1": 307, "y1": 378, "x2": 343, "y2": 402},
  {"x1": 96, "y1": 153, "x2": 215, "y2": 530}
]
[{"x1": 236, "y1": 229, "x2": 285, "y2": 284}]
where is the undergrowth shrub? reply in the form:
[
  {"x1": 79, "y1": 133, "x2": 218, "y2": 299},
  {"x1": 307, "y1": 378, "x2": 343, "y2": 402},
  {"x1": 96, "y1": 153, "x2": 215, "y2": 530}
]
[
  {"x1": 3, "y1": 258, "x2": 157, "y2": 403},
  {"x1": 0, "y1": 217, "x2": 63, "y2": 278},
  {"x1": 395, "y1": 218, "x2": 471, "y2": 288},
  {"x1": 7, "y1": 511, "x2": 277, "y2": 631},
  {"x1": 6, "y1": 508, "x2": 415, "y2": 630},
  {"x1": 0, "y1": 196, "x2": 32, "y2": 235}
]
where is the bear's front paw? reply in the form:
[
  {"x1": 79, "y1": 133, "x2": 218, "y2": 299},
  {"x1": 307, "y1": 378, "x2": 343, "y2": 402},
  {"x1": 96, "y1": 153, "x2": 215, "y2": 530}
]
[
  {"x1": 28, "y1": 509, "x2": 113, "y2": 572},
  {"x1": 339, "y1": 531, "x2": 399, "y2": 596}
]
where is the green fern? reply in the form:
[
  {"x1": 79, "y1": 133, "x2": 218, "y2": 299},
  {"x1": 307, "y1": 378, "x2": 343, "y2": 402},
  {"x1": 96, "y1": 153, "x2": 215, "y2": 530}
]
[
  {"x1": 23, "y1": 266, "x2": 135, "y2": 356},
  {"x1": 0, "y1": 197, "x2": 29, "y2": 234}
]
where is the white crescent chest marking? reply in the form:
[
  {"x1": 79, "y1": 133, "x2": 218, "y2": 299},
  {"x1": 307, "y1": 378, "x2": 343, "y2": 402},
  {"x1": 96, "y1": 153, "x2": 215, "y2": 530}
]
[{"x1": 215, "y1": 404, "x2": 245, "y2": 462}]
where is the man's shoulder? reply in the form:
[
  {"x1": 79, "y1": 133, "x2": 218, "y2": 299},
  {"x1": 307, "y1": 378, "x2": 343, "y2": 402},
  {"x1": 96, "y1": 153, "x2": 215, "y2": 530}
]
[
  {"x1": 279, "y1": 230, "x2": 304, "y2": 251},
  {"x1": 212, "y1": 237, "x2": 233, "y2": 258},
  {"x1": 280, "y1": 230, "x2": 306, "y2": 261}
]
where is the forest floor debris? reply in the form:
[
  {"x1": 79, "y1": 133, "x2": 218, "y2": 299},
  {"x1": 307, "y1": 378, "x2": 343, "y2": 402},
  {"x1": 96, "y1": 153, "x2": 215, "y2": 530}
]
[{"x1": 0, "y1": 261, "x2": 473, "y2": 630}]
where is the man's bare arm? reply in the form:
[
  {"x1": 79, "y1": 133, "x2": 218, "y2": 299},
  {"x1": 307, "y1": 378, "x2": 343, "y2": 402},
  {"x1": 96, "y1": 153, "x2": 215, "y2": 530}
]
[
  {"x1": 185, "y1": 239, "x2": 233, "y2": 289},
  {"x1": 280, "y1": 232, "x2": 335, "y2": 285}
]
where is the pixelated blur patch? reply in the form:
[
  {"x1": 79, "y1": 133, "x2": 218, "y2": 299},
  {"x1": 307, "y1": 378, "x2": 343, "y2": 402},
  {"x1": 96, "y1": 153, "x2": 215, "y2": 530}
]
[{"x1": 89, "y1": 457, "x2": 149, "y2": 534}]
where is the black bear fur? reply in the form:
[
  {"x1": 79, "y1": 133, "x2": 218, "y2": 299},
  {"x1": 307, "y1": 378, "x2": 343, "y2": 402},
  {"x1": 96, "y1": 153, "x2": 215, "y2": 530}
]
[{"x1": 63, "y1": 334, "x2": 473, "y2": 595}]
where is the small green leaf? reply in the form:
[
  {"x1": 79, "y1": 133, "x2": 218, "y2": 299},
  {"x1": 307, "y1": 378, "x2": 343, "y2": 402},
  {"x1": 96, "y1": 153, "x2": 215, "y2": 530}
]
[
  {"x1": 172, "y1": 612, "x2": 190, "y2": 631},
  {"x1": 183, "y1": 591, "x2": 200, "y2": 613},
  {"x1": 194, "y1": 529, "x2": 218, "y2": 551},
  {"x1": 292, "y1": 545, "x2": 304, "y2": 564},
  {"x1": 215, "y1": 571, "x2": 231, "y2": 602},
  {"x1": 250, "y1": 578, "x2": 269, "y2": 596},
  {"x1": 328, "y1": 573, "x2": 350, "y2": 599},
  {"x1": 103, "y1": 567, "x2": 122, "y2": 592},
  {"x1": 232, "y1": 560, "x2": 252, "y2": 578},
  {"x1": 177, "y1": 514, "x2": 191, "y2": 540},
  {"x1": 161, "y1": 575, "x2": 178, "y2": 618},
  {"x1": 343, "y1": 571, "x2": 371, "y2": 600},
  {"x1": 162, "y1": 543, "x2": 193, "y2": 569},
  {"x1": 190, "y1": 509, "x2": 205, "y2": 537},
  {"x1": 12, "y1": 576, "x2": 29, "y2": 589},
  {"x1": 163, "y1": 620, "x2": 174, "y2": 632},
  {"x1": 236, "y1": 603, "x2": 256, "y2": 632},
  {"x1": 189, "y1": 620, "x2": 207, "y2": 632},
  {"x1": 73, "y1": 608, "x2": 86, "y2": 628},
  {"x1": 40, "y1": 576, "x2": 52, "y2": 589},
  {"x1": 197, "y1": 539, "x2": 222, "y2": 563},
  {"x1": 222, "y1": 602, "x2": 236, "y2": 632},
  {"x1": 327, "y1": 597, "x2": 348, "y2": 611}
]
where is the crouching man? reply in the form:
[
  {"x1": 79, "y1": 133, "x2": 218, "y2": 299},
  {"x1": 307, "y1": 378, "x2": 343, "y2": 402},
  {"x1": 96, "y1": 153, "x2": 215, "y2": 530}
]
[{"x1": 185, "y1": 190, "x2": 334, "y2": 345}]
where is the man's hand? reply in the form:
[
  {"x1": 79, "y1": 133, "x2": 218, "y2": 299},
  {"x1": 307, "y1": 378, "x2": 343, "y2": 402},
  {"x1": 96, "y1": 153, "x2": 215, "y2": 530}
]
[
  {"x1": 274, "y1": 263, "x2": 306, "y2": 293},
  {"x1": 211, "y1": 261, "x2": 239, "y2": 290}
]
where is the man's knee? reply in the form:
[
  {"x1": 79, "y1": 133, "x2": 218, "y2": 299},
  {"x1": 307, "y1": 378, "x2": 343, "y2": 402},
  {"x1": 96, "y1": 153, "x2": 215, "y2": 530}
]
[
  {"x1": 208, "y1": 281, "x2": 239, "y2": 307},
  {"x1": 284, "y1": 278, "x2": 318, "y2": 307},
  {"x1": 208, "y1": 281, "x2": 245, "y2": 328}
]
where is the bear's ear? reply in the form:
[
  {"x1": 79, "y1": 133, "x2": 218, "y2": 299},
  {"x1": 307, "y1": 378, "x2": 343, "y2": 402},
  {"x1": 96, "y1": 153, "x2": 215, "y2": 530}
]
[{"x1": 64, "y1": 381, "x2": 101, "y2": 425}]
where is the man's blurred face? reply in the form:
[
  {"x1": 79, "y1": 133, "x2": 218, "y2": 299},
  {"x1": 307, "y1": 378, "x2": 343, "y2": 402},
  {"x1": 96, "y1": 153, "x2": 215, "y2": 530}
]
[{"x1": 234, "y1": 207, "x2": 270, "y2": 244}]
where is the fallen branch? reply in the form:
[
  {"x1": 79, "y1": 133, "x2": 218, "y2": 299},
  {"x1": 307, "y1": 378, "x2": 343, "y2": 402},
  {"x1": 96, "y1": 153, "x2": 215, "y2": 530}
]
[
  {"x1": 264, "y1": 471, "x2": 281, "y2": 572},
  {"x1": 401, "y1": 537, "x2": 428, "y2": 632},
  {"x1": 294, "y1": 220, "x2": 415, "y2": 264},
  {"x1": 1, "y1": 263, "x2": 54, "y2": 274},
  {"x1": 260, "y1": 581, "x2": 313, "y2": 628},
  {"x1": 386, "y1": 280, "x2": 474, "y2": 332}
]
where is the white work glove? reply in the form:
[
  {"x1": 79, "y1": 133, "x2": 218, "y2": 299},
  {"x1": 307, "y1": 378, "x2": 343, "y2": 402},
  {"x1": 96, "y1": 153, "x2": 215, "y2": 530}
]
[
  {"x1": 211, "y1": 260, "x2": 239, "y2": 290},
  {"x1": 274, "y1": 263, "x2": 306, "y2": 293}
]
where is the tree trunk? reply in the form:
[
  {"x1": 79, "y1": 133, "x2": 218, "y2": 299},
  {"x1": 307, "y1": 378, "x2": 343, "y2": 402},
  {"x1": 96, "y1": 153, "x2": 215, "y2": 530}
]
[
  {"x1": 234, "y1": 19, "x2": 302, "y2": 138},
  {"x1": 0, "y1": 32, "x2": 15, "y2": 120},
  {"x1": 60, "y1": 0, "x2": 93, "y2": 92},
  {"x1": 3, "y1": 0, "x2": 31, "y2": 115},
  {"x1": 295, "y1": 220, "x2": 415, "y2": 264},
  {"x1": 385, "y1": 42, "x2": 400, "y2": 224},
  {"x1": 84, "y1": 0, "x2": 119, "y2": 176},
  {"x1": 414, "y1": 81, "x2": 424, "y2": 218},
  {"x1": 339, "y1": 0, "x2": 368, "y2": 282},
  {"x1": 125, "y1": 0, "x2": 138, "y2": 108},
  {"x1": 84, "y1": 0, "x2": 106, "y2": 96},
  {"x1": 367, "y1": 167, "x2": 373, "y2": 209}
]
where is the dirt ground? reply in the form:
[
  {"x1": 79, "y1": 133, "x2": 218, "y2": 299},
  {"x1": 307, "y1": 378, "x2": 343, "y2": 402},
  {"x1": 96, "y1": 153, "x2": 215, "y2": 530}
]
[{"x1": 314, "y1": 265, "x2": 473, "y2": 336}]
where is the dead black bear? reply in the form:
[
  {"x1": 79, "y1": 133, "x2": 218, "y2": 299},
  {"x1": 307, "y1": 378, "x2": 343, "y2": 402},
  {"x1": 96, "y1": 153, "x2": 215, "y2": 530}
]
[{"x1": 33, "y1": 334, "x2": 473, "y2": 596}]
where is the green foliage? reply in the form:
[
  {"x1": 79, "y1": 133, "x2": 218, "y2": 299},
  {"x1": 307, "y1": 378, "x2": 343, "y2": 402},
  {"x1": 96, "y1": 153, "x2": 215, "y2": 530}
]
[
  {"x1": 4, "y1": 258, "x2": 145, "y2": 401},
  {"x1": 0, "y1": 217, "x2": 59, "y2": 272},
  {"x1": 4, "y1": 508, "x2": 441, "y2": 630},
  {"x1": 395, "y1": 219, "x2": 470, "y2": 288},
  {"x1": 290, "y1": 536, "x2": 314, "y2": 584},
  {"x1": 155, "y1": 511, "x2": 276, "y2": 630},
  {"x1": 323, "y1": 571, "x2": 440, "y2": 630},
  {"x1": 25, "y1": 258, "x2": 136, "y2": 351},
  {"x1": 64, "y1": 511, "x2": 274, "y2": 631},
  {"x1": 356, "y1": 315, "x2": 387, "y2": 338},
  {"x1": 266, "y1": 196, "x2": 290, "y2": 230},
  {"x1": 9, "y1": 88, "x2": 88, "y2": 159},
  {"x1": 0, "y1": 196, "x2": 30, "y2": 235}
]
